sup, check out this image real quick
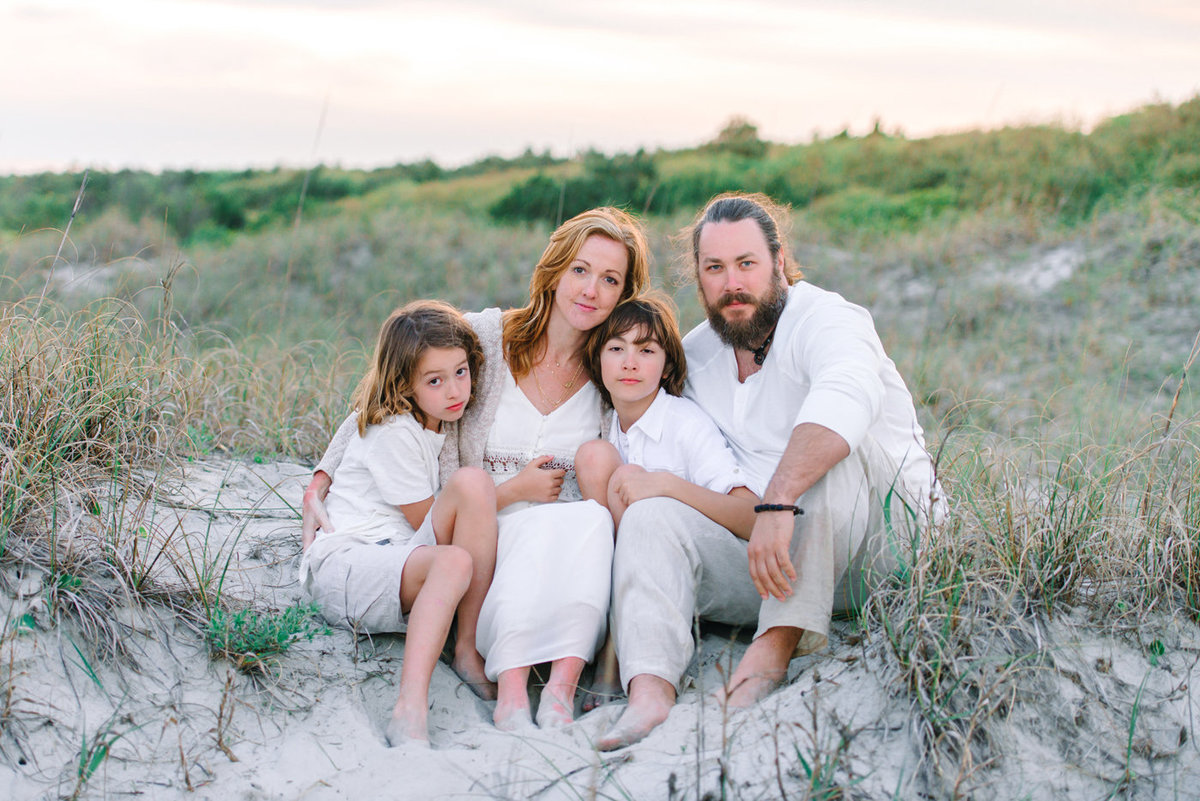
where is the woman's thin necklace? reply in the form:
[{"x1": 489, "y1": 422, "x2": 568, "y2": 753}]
[{"x1": 533, "y1": 359, "x2": 584, "y2": 411}]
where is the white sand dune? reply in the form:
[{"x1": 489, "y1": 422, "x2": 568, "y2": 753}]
[{"x1": 2, "y1": 459, "x2": 1196, "y2": 800}]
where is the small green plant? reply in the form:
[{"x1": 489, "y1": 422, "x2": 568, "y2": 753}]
[
  {"x1": 69, "y1": 713, "x2": 139, "y2": 801},
  {"x1": 205, "y1": 603, "x2": 326, "y2": 673}
]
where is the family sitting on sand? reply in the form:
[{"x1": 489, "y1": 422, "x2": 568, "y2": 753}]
[{"x1": 298, "y1": 192, "x2": 944, "y2": 749}]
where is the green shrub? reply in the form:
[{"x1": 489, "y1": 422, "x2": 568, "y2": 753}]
[{"x1": 205, "y1": 603, "x2": 327, "y2": 673}]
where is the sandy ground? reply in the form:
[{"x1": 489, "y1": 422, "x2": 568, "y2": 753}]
[{"x1": 2, "y1": 458, "x2": 1198, "y2": 800}]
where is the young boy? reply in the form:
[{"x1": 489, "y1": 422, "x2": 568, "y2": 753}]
[{"x1": 574, "y1": 293, "x2": 759, "y2": 707}]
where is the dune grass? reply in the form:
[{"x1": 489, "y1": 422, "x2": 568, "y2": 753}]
[{"x1": 0, "y1": 140, "x2": 1197, "y2": 797}]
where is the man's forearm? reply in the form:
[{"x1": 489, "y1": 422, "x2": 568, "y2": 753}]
[{"x1": 762, "y1": 423, "x2": 850, "y2": 505}]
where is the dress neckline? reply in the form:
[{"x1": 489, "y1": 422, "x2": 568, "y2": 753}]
[{"x1": 506, "y1": 367, "x2": 593, "y2": 419}]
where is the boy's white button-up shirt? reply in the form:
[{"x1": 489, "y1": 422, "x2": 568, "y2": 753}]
[{"x1": 608, "y1": 390, "x2": 745, "y2": 495}]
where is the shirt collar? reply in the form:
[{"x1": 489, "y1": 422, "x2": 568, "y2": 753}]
[{"x1": 626, "y1": 389, "x2": 670, "y2": 442}]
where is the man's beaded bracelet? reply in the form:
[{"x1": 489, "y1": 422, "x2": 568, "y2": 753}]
[{"x1": 753, "y1": 503, "x2": 804, "y2": 516}]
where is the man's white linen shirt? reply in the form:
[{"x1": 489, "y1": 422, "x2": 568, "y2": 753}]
[
  {"x1": 682, "y1": 282, "x2": 938, "y2": 506},
  {"x1": 607, "y1": 389, "x2": 746, "y2": 495}
]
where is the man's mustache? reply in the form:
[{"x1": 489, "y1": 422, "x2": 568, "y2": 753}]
[{"x1": 716, "y1": 293, "x2": 756, "y2": 310}]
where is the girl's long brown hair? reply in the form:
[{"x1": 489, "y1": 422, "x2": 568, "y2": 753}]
[{"x1": 352, "y1": 300, "x2": 484, "y2": 434}]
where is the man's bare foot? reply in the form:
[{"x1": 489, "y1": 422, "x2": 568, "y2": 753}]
[
  {"x1": 535, "y1": 685, "x2": 575, "y2": 729},
  {"x1": 452, "y1": 652, "x2": 498, "y2": 701},
  {"x1": 715, "y1": 670, "x2": 785, "y2": 709},
  {"x1": 717, "y1": 625, "x2": 801, "y2": 708},
  {"x1": 596, "y1": 674, "x2": 674, "y2": 751},
  {"x1": 494, "y1": 698, "x2": 534, "y2": 732},
  {"x1": 385, "y1": 699, "x2": 430, "y2": 747}
]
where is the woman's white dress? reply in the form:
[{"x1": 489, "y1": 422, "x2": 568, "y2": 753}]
[{"x1": 475, "y1": 370, "x2": 614, "y2": 680}]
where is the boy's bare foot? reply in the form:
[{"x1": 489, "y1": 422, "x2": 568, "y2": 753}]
[
  {"x1": 535, "y1": 686, "x2": 575, "y2": 729},
  {"x1": 452, "y1": 652, "x2": 498, "y2": 701},
  {"x1": 596, "y1": 674, "x2": 674, "y2": 751}
]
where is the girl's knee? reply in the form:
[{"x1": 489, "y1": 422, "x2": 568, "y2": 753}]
[{"x1": 447, "y1": 466, "x2": 495, "y2": 498}]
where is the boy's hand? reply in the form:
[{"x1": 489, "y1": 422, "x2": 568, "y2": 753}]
[{"x1": 610, "y1": 469, "x2": 674, "y2": 506}]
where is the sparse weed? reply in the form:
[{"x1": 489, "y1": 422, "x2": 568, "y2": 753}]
[
  {"x1": 68, "y1": 710, "x2": 139, "y2": 801},
  {"x1": 205, "y1": 602, "x2": 326, "y2": 673}
]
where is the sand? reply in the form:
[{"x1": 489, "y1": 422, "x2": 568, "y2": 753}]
[{"x1": 2, "y1": 458, "x2": 1197, "y2": 800}]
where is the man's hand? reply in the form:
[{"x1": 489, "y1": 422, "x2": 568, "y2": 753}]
[
  {"x1": 746, "y1": 511, "x2": 797, "y2": 601},
  {"x1": 301, "y1": 472, "x2": 333, "y2": 552}
]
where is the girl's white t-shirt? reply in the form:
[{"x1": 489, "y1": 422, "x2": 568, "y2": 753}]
[{"x1": 323, "y1": 413, "x2": 446, "y2": 538}]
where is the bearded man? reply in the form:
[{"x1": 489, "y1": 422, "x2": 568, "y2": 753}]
[{"x1": 597, "y1": 193, "x2": 944, "y2": 750}]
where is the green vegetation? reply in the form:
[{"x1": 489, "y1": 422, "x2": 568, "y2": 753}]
[
  {"x1": 0, "y1": 94, "x2": 1197, "y2": 796},
  {"x1": 205, "y1": 602, "x2": 326, "y2": 673}
]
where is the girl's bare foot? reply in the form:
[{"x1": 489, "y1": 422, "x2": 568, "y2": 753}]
[
  {"x1": 385, "y1": 697, "x2": 430, "y2": 747},
  {"x1": 452, "y1": 651, "x2": 498, "y2": 701}
]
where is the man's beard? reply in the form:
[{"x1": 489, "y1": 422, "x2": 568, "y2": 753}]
[{"x1": 705, "y1": 281, "x2": 788, "y2": 351}]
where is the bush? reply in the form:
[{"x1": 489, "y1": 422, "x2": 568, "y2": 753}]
[{"x1": 205, "y1": 603, "x2": 327, "y2": 673}]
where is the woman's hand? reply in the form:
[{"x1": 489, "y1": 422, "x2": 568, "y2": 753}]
[
  {"x1": 301, "y1": 472, "x2": 333, "y2": 552},
  {"x1": 504, "y1": 454, "x2": 566, "y2": 505}
]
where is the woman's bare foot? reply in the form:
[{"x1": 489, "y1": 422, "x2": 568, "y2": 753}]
[
  {"x1": 385, "y1": 697, "x2": 430, "y2": 747},
  {"x1": 535, "y1": 685, "x2": 575, "y2": 729},
  {"x1": 596, "y1": 674, "x2": 674, "y2": 751},
  {"x1": 452, "y1": 651, "x2": 498, "y2": 701},
  {"x1": 494, "y1": 698, "x2": 534, "y2": 731}
]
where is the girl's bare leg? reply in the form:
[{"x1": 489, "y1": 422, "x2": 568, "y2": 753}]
[
  {"x1": 431, "y1": 467, "x2": 499, "y2": 700},
  {"x1": 386, "y1": 545, "x2": 473, "y2": 746},
  {"x1": 536, "y1": 656, "x2": 585, "y2": 728},
  {"x1": 494, "y1": 666, "x2": 534, "y2": 731}
]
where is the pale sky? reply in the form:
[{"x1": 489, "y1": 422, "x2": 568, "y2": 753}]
[{"x1": 2, "y1": 0, "x2": 1198, "y2": 173}]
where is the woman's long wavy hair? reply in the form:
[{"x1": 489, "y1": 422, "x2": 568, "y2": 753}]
[
  {"x1": 352, "y1": 300, "x2": 484, "y2": 433},
  {"x1": 502, "y1": 207, "x2": 650, "y2": 379}
]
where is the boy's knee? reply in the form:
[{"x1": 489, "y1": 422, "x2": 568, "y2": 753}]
[
  {"x1": 576, "y1": 439, "x2": 620, "y2": 471},
  {"x1": 608, "y1": 463, "x2": 646, "y2": 489}
]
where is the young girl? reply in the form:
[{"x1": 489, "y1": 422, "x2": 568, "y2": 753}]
[
  {"x1": 574, "y1": 293, "x2": 759, "y2": 707},
  {"x1": 299, "y1": 300, "x2": 498, "y2": 746}
]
